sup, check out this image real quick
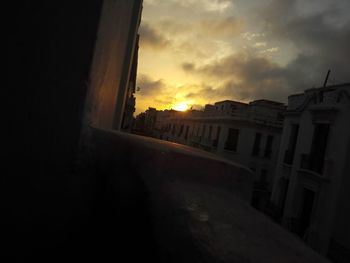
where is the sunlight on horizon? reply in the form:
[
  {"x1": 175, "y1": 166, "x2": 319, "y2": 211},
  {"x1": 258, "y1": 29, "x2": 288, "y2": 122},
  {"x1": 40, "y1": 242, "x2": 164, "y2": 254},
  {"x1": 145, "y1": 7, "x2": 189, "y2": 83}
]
[{"x1": 172, "y1": 102, "x2": 189, "y2": 111}]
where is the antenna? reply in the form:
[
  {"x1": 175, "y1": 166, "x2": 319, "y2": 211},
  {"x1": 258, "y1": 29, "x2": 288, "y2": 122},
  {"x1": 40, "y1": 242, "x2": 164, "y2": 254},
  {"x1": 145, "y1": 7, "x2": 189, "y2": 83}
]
[{"x1": 323, "y1": 69, "x2": 331, "y2": 87}]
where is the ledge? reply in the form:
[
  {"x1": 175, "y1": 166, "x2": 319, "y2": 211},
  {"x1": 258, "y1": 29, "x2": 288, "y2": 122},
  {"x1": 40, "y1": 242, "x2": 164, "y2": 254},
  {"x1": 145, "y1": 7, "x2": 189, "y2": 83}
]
[{"x1": 87, "y1": 127, "x2": 329, "y2": 263}]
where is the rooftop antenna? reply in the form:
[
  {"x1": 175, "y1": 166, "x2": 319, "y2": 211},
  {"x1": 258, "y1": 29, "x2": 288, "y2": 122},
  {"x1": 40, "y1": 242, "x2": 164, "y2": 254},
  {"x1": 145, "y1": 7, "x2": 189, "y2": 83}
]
[{"x1": 323, "y1": 69, "x2": 331, "y2": 87}]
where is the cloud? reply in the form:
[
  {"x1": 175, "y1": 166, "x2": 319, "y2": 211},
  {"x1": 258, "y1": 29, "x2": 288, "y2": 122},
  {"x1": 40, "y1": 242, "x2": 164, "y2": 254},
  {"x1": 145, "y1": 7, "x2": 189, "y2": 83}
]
[
  {"x1": 169, "y1": 0, "x2": 233, "y2": 13},
  {"x1": 259, "y1": 0, "x2": 350, "y2": 82},
  {"x1": 260, "y1": 47, "x2": 279, "y2": 54},
  {"x1": 136, "y1": 74, "x2": 166, "y2": 96},
  {"x1": 139, "y1": 22, "x2": 169, "y2": 49},
  {"x1": 181, "y1": 62, "x2": 196, "y2": 71},
  {"x1": 199, "y1": 16, "x2": 243, "y2": 37},
  {"x1": 156, "y1": 19, "x2": 191, "y2": 35},
  {"x1": 180, "y1": 51, "x2": 310, "y2": 102},
  {"x1": 136, "y1": 0, "x2": 350, "y2": 113},
  {"x1": 254, "y1": 42, "x2": 267, "y2": 48},
  {"x1": 242, "y1": 32, "x2": 264, "y2": 41},
  {"x1": 179, "y1": 0, "x2": 350, "y2": 103}
]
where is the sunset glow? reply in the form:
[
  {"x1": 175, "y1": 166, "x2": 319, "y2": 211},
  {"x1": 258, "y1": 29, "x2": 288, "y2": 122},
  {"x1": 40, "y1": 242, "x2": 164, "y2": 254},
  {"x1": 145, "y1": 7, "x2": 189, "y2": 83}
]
[
  {"x1": 173, "y1": 102, "x2": 189, "y2": 111},
  {"x1": 135, "y1": 0, "x2": 350, "y2": 115}
]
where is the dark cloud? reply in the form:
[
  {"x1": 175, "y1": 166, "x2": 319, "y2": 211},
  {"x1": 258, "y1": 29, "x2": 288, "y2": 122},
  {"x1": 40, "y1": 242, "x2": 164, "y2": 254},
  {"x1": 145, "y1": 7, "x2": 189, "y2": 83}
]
[
  {"x1": 181, "y1": 52, "x2": 318, "y2": 102},
  {"x1": 136, "y1": 74, "x2": 165, "y2": 96},
  {"x1": 260, "y1": 0, "x2": 350, "y2": 85},
  {"x1": 139, "y1": 22, "x2": 169, "y2": 49},
  {"x1": 181, "y1": 62, "x2": 195, "y2": 71},
  {"x1": 182, "y1": 84, "x2": 234, "y2": 102},
  {"x1": 199, "y1": 16, "x2": 243, "y2": 37},
  {"x1": 181, "y1": 0, "x2": 350, "y2": 103}
]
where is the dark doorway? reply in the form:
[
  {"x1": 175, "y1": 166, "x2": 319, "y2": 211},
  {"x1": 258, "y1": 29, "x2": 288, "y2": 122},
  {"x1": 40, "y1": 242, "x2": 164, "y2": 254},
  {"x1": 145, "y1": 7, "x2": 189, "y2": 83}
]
[
  {"x1": 252, "y1": 132, "x2": 262, "y2": 156},
  {"x1": 277, "y1": 178, "x2": 289, "y2": 221},
  {"x1": 310, "y1": 123, "x2": 330, "y2": 173},
  {"x1": 224, "y1": 128, "x2": 240, "y2": 151},
  {"x1": 284, "y1": 124, "x2": 299, "y2": 164},
  {"x1": 298, "y1": 188, "x2": 315, "y2": 238}
]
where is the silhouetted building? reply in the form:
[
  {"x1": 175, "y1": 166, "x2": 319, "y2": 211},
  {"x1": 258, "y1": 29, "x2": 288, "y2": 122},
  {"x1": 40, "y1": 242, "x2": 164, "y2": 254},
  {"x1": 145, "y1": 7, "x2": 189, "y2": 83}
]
[
  {"x1": 270, "y1": 83, "x2": 350, "y2": 262},
  {"x1": 134, "y1": 107, "x2": 157, "y2": 135}
]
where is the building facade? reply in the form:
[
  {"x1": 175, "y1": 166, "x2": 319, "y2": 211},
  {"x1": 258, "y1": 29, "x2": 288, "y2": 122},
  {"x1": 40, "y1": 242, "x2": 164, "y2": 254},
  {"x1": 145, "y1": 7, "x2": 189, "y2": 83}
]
[
  {"x1": 149, "y1": 99, "x2": 286, "y2": 210},
  {"x1": 270, "y1": 83, "x2": 350, "y2": 262}
]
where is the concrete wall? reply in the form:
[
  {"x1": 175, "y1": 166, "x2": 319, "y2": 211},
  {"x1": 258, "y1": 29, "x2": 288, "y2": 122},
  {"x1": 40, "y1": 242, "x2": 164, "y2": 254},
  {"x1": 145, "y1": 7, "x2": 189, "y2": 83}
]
[
  {"x1": 6, "y1": 1, "x2": 142, "y2": 261},
  {"x1": 330, "y1": 137, "x2": 350, "y2": 262},
  {"x1": 9, "y1": 1, "x2": 103, "y2": 178},
  {"x1": 85, "y1": 0, "x2": 142, "y2": 130}
]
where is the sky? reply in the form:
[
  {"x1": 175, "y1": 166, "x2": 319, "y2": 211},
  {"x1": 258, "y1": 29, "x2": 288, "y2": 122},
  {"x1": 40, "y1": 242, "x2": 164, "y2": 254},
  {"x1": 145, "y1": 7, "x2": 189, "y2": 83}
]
[{"x1": 135, "y1": 0, "x2": 350, "y2": 114}]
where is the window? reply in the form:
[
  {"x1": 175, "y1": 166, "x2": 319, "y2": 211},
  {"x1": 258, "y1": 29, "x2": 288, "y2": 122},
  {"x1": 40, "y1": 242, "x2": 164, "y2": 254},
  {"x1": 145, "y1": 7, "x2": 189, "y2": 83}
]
[
  {"x1": 213, "y1": 126, "x2": 221, "y2": 147},
  {"x1": 178, "y1": 124, "x2": 184, "y2": 137},
  {"x1": 260, "y1": 169, "x2": 267, "y2": 183},
  {"x1": 224, "y1": 128, "x2": 239, "y2": 151},
  {"x1": 208, "y1": 125, "x2": 213, "y2": 139},
  {"x1": 202, "y1": 125, "x2": 206, "y2": 138},
  {"x1": 216, "y1": 126, "x2": 221, "y2": 140},
  {"x1": 306, "y1": 123, "x2": 330, "y2": 173},
  {"x1": 284, "y1": 124, "x2": 299, "y2": 164},
  {"x1": 184, "y1": 126, "x2": 189, "y2": 140},
  {"x1": 252, "y1": 133, "x2": 262, "y2": 156},
  {"x1": 264, "y1": 135, "x2": 274, "y2": 159},
  {"x1": 298, "y1": 188, "x2": 315, "y2": 237}
]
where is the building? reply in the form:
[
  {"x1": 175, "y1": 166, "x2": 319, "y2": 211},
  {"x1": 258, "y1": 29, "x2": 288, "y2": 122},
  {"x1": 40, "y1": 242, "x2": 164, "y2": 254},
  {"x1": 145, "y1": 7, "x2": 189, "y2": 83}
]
[
  {"x1": 134, "y1": 107, "x2": 158, "y2": 135},
  {"x1": 150, "y1": 99, "x2": 286, "y2": 211},
  {"x1": 122, "y1": 34, "x2": 140, "y2": 131},
  {"x1": 270, "y1": 83, "x2": 350, "y2": 262}
]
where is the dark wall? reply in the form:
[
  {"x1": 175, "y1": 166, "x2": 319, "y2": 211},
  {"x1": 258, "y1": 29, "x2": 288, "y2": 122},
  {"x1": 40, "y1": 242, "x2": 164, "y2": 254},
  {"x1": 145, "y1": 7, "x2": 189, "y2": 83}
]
[
  {"x1": 6, "y1": 1, "x2": 103, "y2": 259},
  {"x1": 329, "y1": 139, "x2": 350, "y2": 262},
  {"x1": 8, "y1": 1, "x2": 102, "y2": 176}
]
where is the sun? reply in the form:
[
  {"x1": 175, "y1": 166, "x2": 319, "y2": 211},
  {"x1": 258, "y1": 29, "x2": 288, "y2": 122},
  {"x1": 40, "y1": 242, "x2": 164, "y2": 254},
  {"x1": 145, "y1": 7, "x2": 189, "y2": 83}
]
[{"x1": 173, "y1": 102, "x2": 189, "y2": 111}]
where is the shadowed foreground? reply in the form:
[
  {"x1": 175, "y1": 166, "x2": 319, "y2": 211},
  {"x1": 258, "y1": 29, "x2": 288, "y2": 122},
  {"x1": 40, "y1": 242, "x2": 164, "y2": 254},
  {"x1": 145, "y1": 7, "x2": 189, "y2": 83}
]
[{"x1": 6, "y1": 129, "x2": 329, "y2": 262}]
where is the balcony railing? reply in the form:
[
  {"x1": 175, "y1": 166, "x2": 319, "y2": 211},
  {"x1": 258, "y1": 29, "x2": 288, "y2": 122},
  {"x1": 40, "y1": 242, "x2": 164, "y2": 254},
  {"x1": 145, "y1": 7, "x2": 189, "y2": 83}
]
[
  {"x1": 224, "y1": 141, "x2": 237, "y2": 151},
  {"x1": 300, "y1": 154, "x2": 324, "y2": 174},
  {"x1": 191, "y1": 135, "x2": 201, "y2": 143},
  {"x1": 200, "y1": 137, "x2": 212, "y2": 146}
]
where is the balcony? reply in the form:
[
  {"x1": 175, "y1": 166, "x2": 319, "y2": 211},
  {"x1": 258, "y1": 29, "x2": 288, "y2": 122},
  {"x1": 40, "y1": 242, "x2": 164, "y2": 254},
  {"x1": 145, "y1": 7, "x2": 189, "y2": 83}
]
[{"x1": 298, "y1": 154, "x2": 332, "y2": 183}]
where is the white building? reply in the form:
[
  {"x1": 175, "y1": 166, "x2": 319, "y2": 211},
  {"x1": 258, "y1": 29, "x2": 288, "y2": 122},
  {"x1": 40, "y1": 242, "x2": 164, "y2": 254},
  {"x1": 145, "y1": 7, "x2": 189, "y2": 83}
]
[
  {"x1": 154, "y1": 99, "x2": 286, "y2": 210},
  {"x1": 270, "y1": 83, "x2": 350, "y2": 262}
]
